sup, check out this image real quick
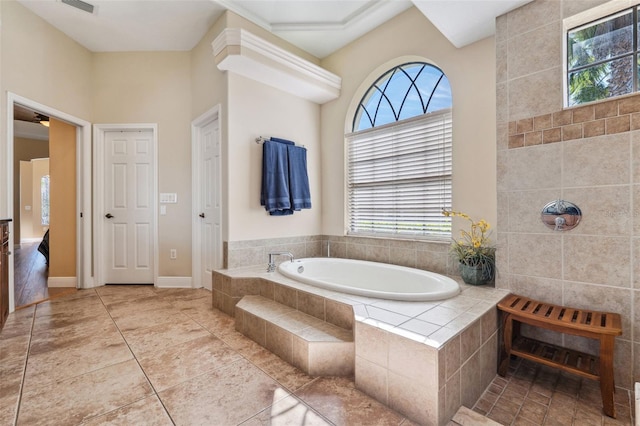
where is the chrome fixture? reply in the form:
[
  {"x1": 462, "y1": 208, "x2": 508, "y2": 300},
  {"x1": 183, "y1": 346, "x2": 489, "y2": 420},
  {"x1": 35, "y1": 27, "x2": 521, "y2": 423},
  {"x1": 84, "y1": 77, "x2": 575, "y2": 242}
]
[
  {"x1": 541, "y1": 199, "x2": 581, "y2": 231},
  {"x1": 267, "y1": 251, "x2": 294, "y2": 272},
  {"x1": 327, "y1": 241, "x2": 331, "y2": 258}
]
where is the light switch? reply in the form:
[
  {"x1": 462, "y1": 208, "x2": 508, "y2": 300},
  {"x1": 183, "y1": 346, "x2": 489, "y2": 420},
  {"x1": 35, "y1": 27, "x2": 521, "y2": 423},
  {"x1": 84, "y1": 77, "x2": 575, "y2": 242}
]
[
  {"x1": 160, "y1": 193, "x2": 178, "y2": 203},
  {"x1": 160, "y1": 205, "x2": 167, "y2": 215}
]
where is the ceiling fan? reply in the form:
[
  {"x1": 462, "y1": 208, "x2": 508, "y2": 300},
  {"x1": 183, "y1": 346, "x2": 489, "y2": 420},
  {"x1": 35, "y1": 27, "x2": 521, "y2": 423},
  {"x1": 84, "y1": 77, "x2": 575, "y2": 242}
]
[{"x1": 14, "y1": 104, "x2": 49, "y2": 127}]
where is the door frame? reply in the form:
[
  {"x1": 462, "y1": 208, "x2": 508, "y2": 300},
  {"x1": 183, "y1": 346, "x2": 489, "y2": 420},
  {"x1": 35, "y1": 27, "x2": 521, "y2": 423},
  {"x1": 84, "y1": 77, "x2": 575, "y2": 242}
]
[
  {"x1": 5, "y1": 92, "x2": 93, "y2": 313},
  {"x1": 191, "y1": 105, "x2": 222, "y2": 289},
  {"x1": 93, "y1": 124, "x2": 159, "y2": 286}
]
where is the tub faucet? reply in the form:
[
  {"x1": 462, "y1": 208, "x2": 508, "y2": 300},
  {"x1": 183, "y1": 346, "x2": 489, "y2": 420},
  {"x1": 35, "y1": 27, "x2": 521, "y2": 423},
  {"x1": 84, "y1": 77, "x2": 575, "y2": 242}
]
[{"x1": 267, "y1": 251, "x2": 294, "y2": 272}]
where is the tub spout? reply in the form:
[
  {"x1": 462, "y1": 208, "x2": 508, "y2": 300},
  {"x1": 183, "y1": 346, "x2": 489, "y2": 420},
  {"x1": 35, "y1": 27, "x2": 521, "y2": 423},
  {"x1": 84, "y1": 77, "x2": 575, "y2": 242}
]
[{"x1": 267, "y1": 251, "x2": 294, "y2": 272}]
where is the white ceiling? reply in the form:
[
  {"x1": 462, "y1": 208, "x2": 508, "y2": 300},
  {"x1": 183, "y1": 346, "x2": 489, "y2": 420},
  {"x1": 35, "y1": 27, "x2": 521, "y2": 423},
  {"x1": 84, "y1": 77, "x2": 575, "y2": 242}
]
[{"x1": 16, "y1": 0, "x2": 532, "y2": 58}]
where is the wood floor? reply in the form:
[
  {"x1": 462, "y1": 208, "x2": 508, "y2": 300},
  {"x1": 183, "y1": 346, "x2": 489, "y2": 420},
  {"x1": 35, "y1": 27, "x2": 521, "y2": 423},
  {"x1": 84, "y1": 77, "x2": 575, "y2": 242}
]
[{"x1": 13, "y1": 240, "x2": 76, "y2": 309}]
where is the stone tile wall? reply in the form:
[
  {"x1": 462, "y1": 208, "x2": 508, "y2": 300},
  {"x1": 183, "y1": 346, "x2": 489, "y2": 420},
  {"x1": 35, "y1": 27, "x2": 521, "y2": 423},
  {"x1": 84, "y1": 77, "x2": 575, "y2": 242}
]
[{"x1": 497, "y1": 0, "x2": 637, "y2": 390}]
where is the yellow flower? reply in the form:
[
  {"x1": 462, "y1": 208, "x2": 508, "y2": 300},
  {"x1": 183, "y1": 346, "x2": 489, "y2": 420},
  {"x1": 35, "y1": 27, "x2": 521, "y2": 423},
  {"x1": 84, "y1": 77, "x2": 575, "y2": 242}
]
[{"x1": 443, "y1": 209, "x2": 495, "y2": 265}]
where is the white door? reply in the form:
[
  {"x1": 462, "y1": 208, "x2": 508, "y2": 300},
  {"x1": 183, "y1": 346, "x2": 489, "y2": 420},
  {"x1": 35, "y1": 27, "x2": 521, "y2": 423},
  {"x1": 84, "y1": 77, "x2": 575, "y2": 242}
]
[
  {"x1": 196, "y1": 117, "x2": 222, "y2": 290},
  {"x1": 103, "y1": 130, "x2": 154, "y2": 284}
]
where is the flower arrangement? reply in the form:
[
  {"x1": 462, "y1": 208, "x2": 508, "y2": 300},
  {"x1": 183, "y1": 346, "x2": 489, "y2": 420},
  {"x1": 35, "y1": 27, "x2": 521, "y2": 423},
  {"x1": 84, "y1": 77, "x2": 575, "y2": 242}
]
[{"x1": 442, "y1": 209, "x2": 495, "y2": 284}]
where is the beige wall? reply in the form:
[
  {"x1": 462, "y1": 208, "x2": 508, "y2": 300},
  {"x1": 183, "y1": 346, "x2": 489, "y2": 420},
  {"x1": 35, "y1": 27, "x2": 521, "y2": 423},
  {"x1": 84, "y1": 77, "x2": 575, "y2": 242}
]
[
  {"x1": 227, "y1": 73, "x2": 322, "y2": 240},
  {"x1": 13, "y1": 136, "x2": 49, "y2": 242},
  {"x1": 92, "y1": 51, "x2": 192, "y2": 276},
  {"x1": 1, "y1": 3, "x2": 498, "y2": 285},
  {"x1": 497, "y1": 0, "x2": 637, "y2": 390},
  {"x1": 48, "y1": 118, "x2": 75, "y2": 277},
  {"x1": 320, "y1": 7, "x2": 497, "y2": 238},
  {"x1": 190, "y1": 10, "x2": 324, "y2": 244},
  {"x1": 0, "y1": 1, "x2": 91, "y2": 219}
]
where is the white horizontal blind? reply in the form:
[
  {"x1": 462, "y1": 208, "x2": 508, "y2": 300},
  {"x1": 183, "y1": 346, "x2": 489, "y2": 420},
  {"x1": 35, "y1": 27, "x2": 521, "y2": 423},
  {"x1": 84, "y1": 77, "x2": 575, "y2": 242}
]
[{"x1": 347, "y1": 109, "x2": 452, "y2": 239}]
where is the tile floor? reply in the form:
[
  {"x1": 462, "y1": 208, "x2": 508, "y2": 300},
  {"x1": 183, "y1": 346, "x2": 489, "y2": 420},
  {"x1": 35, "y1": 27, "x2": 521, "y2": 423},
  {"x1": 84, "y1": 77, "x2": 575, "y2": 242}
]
[
  {"x1": 0, "y1": 285, "x2": 634, "y2": 425},
  {"x1": 472, "y1": 357, "x2": 635, "y2": 426},
  {"x1": 0, "y1": 286, "x2": 419, "y2": 425}
]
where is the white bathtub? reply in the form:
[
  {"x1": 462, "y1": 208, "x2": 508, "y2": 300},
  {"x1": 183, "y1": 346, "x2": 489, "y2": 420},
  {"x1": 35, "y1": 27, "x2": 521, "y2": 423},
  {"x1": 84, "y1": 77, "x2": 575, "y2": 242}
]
[{"x1": 278, "y1": 257, "x2": 460, "y2": 301}]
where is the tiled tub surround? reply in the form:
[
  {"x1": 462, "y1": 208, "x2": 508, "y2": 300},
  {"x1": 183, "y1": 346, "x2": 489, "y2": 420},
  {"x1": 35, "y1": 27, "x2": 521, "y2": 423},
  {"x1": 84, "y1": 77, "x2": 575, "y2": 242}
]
[{"x1": 213, "y1": 266, "x2": 509, "y2": 425}]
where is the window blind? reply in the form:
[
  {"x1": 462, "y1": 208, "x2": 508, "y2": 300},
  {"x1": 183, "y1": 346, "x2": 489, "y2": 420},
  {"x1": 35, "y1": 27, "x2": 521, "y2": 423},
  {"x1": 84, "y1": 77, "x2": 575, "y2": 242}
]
[{"x1": 346, "y1": 109, "x2": 452, "y2": 240}]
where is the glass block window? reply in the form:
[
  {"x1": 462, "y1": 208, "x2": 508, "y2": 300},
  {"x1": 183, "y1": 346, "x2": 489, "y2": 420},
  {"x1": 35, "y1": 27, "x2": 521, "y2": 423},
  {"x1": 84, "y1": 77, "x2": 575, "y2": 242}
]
[
  {"x1": 567, "y1": 7, "x2": 638, "y2": 106},
  {"x1": 347, "y1": 62, "x2": 452, "y2": 240}
]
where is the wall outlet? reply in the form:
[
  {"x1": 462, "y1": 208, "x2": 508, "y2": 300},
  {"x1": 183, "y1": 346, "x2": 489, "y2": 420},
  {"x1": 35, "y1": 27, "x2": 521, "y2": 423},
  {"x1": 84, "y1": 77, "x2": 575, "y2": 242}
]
[{"x1": 170, "y1": 249, "x2": 177, "y2": 259}]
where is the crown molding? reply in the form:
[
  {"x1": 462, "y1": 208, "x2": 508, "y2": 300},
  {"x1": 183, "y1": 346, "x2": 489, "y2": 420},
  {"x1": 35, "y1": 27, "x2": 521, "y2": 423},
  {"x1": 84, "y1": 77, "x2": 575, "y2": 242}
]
[{"x1": 212, "y1": 28, "x2": 341, "y2": 104}]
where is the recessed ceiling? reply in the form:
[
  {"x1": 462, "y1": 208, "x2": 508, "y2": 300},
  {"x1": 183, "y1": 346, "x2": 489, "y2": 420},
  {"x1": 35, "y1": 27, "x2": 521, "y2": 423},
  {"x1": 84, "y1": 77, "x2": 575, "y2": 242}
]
[{"x1": 16, "y1": 0, "x2": 532, "y2": 57}]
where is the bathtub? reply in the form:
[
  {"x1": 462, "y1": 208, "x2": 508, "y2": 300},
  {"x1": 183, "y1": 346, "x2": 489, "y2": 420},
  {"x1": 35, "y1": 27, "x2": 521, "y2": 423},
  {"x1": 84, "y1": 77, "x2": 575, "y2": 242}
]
[{"x1": 278, "y1": 257, "x2": 460, "y2": 301}]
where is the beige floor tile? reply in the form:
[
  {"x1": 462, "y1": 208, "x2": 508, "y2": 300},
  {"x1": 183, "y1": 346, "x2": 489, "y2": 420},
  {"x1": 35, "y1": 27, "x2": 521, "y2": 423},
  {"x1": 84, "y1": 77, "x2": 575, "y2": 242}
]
[
  {"x1": 180, "y1": 305, "x2": 236, "y2": 333},
  {"x1": 245, "y1": 344, "x2": 317, "y2": 392},
  {"x1": 109, "y1": 304, "x2": 188, "y2": 332},
  {"x1": 294, "y1": 376, "x2": 406, "y2": 426},
  {"x1": 0, "y1": 307, "x2": 35, "y2": 341},
  {"x1": 0, "y1": 332, "x2": 31, "y2": 365},
  {"x1": 158, "y1": 358, "x2": 287, "y2": 425},
  {"x1": 29, "y1": 316, "x2": 122, "y2": 355},
  {"x1": 18, "y1": 359, "x2": 153, "y2": 425},
  {"x1": 241, "y1": 390, "x2": 333, "y2": 425},
  {"x1": 23, "y1": 333, "x2": 133, "y2": 388},
  {"x1": 0, "y1": 375, "x2": 22, "y2": 426},
  {"x1": 120, "y1": 316, "x2": 211, "y2": 356},
  {"x1": 103, "y1": 295, "x2": 175, "y2": 316},
  {"x1": 94, "y1": 285, "x2": 157, "y2": 304},
  {"x1": 82, "y1": 395, "x2": 173, "y2": 425},
  {"x1": 138, "y1": 334, "x2": 241, "y2": 391}
]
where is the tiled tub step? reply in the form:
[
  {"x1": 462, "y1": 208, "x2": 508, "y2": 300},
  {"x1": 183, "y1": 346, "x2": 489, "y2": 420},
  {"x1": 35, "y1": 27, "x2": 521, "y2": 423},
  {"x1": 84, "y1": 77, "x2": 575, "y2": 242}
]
[{"x1": 235, "y1": 295, "x2": 354, "y2": 376}]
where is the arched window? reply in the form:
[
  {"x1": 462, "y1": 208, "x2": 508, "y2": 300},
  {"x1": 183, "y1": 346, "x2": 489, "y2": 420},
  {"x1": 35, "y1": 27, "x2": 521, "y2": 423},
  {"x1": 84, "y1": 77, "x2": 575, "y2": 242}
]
[{"x1": 347, "y1": 62, "x2": 452, "y2": 239}]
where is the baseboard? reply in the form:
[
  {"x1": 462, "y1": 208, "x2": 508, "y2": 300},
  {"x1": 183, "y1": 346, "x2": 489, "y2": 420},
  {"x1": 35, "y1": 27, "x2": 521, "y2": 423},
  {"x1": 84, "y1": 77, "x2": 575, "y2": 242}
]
[
  {"x1": 155, "y1": 276, "x2": 193, "y2": 288},
  {"x1": 48, "y1": 276, "x2": 77, "y2": 288}
]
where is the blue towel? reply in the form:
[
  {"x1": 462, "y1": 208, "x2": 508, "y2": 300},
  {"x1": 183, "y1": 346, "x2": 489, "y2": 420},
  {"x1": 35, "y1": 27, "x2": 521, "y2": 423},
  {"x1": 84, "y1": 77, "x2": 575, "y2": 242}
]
[
  {"x1": 270, "y1": 137, "x2": 295, "y2": 145},
  {"x1": 260, "y1": 137, "x2": 312, "y2": 216},
  {"x1": 287, "y1": 145, "x2": 311, "y2": 210},
  {"x1": 260, "y1": 141, "x2": 292, "y2": 214}
]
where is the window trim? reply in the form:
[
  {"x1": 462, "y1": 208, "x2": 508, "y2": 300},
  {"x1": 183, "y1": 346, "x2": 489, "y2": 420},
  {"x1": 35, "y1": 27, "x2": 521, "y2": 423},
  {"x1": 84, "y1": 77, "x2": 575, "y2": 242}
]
[{"x1": 564, "y1": 3, "x2": 640, "y2": 107}]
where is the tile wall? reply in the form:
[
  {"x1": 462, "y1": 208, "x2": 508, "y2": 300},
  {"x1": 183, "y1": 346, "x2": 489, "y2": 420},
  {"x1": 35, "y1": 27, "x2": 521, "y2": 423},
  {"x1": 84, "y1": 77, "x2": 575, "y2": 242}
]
[
  {"x1": 225, "y1": 235, "x2": 451, "y2": 275},
  {"x1": 496, "y1": 0, "x2": 637, "y2": 390}
]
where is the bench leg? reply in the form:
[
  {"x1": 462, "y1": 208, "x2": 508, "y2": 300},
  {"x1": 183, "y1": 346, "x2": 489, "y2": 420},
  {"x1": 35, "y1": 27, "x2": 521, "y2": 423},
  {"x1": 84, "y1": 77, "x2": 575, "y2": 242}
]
[
  {"x1": 599, "y1": 335, "x2": 616, "y2": 418},
  {"x1": 498, "y1": 313, "x2": 513, "y2": 376}
]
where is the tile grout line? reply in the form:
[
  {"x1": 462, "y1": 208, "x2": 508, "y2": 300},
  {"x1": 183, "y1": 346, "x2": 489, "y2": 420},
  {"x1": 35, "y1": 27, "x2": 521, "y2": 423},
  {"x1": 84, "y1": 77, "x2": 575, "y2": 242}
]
[
  {"x1": 13, "y1": 304, "x2": 38, "y2": 426},
  {"x1": 94, "y1": 289, "x2": 178, "y2": 426}
]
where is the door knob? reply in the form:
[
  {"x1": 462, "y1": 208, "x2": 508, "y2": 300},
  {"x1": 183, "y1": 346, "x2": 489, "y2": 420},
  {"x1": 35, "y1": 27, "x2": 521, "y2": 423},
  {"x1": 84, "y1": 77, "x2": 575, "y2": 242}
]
[
  {"x1": 105, "y1": 213, "x2": 114, "y2": 219},
  {"x1": 199, "y1": 213, "x2": 205, "y2": 218}
]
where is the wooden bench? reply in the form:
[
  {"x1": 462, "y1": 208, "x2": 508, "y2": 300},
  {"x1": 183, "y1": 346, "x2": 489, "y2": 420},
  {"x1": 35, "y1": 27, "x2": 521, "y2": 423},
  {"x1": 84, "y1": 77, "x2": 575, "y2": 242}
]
[{"x1": 497, "y1": 294, "x2": 622, "y2": 418}]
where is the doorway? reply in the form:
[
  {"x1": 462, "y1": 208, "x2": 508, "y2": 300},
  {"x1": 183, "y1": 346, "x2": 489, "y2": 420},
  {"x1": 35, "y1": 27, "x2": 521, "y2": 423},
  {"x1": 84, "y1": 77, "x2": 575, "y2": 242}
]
[
  {"x1": 192, "y1": 106, "x2": 222, "y2": 290},
  {"x1": 93, "y1": 124, "x2": 158, "y2": 286},
  {"x1": 6, "y1": 93, "x2": 92, "y2": 314}
]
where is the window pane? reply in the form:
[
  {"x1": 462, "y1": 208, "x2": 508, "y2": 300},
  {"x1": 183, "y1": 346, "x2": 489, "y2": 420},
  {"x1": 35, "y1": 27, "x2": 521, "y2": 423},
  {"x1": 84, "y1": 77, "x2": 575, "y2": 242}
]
[
  {"x1": 384, "y1": 69, "x2": 411, "y2": 119},
  {"x1": 41, "y1": 175, "x2": 50, "y2": 226},
  {"x1": 427, "y1": 79, "x2": 453, "y2": 113},
  {"x1": 568, "y1": 56, "x2": 633, "y2": 106},
  {"x1": 353, "y1": 62, "x2": 451, "y2": 131},
  {"x1": 568, "y1": 10, "x2": 633, "y2": 70}
]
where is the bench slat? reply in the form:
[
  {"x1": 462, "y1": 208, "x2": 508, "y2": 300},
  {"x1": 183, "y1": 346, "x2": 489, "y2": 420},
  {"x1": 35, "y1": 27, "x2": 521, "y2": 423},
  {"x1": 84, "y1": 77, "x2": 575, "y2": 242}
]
[{"x1": 498, "y1": 295, "x2": 622, "y2": 336}]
